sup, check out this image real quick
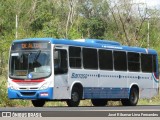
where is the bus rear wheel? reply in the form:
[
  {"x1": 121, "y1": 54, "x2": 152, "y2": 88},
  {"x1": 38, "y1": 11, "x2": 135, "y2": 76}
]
[
  {"x1": 32, "y1": 100, "x2": 45, "y2": 107},
  {"x1": 66, "y1": 87, "x2": 81, "y2": 107},
  {"x1": 91, "y1": 99, "x2": 108, "y2": 106},
  {"x1": 121, "y1": 87, "x2": 139, "y2": 106}
]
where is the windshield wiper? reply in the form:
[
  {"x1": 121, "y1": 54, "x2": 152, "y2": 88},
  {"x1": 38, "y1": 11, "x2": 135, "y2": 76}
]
[
  {"x1": 27, "y1": 50, "x2": 41, "y2": 77},
  {"x1": 33, "y1": 50, "x2": 41, "y2": 63}
]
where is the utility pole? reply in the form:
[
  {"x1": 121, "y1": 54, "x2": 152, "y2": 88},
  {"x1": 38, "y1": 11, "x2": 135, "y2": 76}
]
[
  {"x1": 15, "y1": 14, "x2": 18, "y2": 39},
  {"x1": 147, "y1": 18, "x2": 150, "y2": 48}
]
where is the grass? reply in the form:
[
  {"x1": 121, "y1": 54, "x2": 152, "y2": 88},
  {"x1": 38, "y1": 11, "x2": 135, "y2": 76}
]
[
  {"x1": 0, "y1": 75, "x2": 160, "y2": 107},
  {"x1": 0, "y1": 75, "x2": 31, "y2": 107},
  {"x1": 138, "y1": 95, "x2": 160, "y2": 105}
]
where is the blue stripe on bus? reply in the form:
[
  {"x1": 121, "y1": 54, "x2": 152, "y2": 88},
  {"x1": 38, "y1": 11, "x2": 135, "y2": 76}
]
[
  {"x1": 8, "y1": 87, "x2": 53, "y2": 100},
  {"x1": 83, "y1": 87, "x2": 129, "y2": 99},
  {"x1": 13, "y1": 38, "x2": 158, "y2": 55}
]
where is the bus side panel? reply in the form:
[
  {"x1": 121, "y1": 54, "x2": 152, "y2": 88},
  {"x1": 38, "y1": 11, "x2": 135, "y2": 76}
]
[
  {"x1": 69, "y1": 69, "x2": 99, "y2": 98},
  {"x1": 128, "y1": 73, "x2": 159, "y2": 98},
  {"x1": 54, "y1": 74, "x2": 70, "y2": 99},
  {"x1": 97, "y1": 71, "x2": 129, "y2": 99},
  {"x1": 69, "y1": 69, "x2": 129, "y2": 99}
]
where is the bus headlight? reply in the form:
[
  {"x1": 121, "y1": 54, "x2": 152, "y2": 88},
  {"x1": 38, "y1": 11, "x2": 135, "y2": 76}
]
[
  {"x1": 8, "y1": 83, "x2": 18, "y2": 90},
  {"x1": 39, "y1": 82, "x2": 51, "y2": 90}
]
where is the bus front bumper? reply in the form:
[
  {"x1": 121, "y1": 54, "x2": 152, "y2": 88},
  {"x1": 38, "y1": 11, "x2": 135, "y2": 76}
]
[{"x1": 8, "y1": 87, "x2": 53, "y2": 100}]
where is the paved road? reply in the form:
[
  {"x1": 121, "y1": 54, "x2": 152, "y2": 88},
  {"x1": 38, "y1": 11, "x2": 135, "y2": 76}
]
[{"x1": 0, "y1": 105, "x2": 160, "y2": 111}]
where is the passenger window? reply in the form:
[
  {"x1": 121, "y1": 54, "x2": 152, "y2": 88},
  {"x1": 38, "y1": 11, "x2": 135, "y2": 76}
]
[
  {"x1": 69, "y1": 46, "x2": 81, "y2": 68},
  {"x1": 99, "y1": 49, "x2": 113, "y2": 70},
  {"x1": 128, "y1": 52, "x2": 140, "y2": 72},
  {"x1": 153, "y1": 55, "x2": 157, "y2": 73},
  {"x1": 114, "y1": 51, "x2": 127, "y2": 71},
  {"x1": 141, "y1": 54, "x2": 152, "y2": 73},
  {"x1": 83, "y1": 48, "x2": 98, "y2": 69}
]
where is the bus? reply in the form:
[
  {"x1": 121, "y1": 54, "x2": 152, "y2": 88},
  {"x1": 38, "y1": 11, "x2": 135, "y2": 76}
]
[{"x1": 8, "y1": 38, "x2": 159, "y2": 107}]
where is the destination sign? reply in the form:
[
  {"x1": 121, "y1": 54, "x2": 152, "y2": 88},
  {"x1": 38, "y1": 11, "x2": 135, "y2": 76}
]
[
  {"x1": 12, "y1": 41, "x2": 50, "y2": 50},
  {"x1": 15, "y1": 70, "x2": 27, "y2": 76},
  {"x1": 21, "y1": 43, "x2": 45, "y2": 49}
]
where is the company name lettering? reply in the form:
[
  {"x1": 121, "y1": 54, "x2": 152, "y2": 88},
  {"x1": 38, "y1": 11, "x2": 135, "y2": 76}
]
[{"x1": 71, "y1": 73, "x2": 87, "y2": 79}]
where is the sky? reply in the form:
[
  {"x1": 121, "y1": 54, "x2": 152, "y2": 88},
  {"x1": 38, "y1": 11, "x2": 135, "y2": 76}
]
[{"x1": 134, "y1": 0, "x2": 160, "y2": 9}]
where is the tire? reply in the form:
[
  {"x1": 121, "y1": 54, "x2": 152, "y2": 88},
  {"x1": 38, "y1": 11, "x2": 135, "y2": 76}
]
[
  {"x1": 121, "y1": 87, "x2": 139, "y2": 106},
  {"x1": 91, "y1": 99, "x2": 108, "y2": 106},
  {"x1": 32, "y1": 100, "x2": 45, "y2": 107},
  {"x1": 66, "y1": 87, "x2": 81, "y2": 107}
]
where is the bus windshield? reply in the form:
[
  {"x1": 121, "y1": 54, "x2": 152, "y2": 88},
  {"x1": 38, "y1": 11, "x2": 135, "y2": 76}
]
[{"x1": 9, "y1": 41, "x2": 51, "y2": 79}]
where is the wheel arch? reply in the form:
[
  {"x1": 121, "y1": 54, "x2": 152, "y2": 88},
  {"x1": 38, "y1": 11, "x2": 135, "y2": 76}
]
[
  {"x1": 70, "y1": 82, "x2": 83, "y2": 99},
  {"x1": 129, "y1": 83, "x2": 139, "y2": 97},
  {"x1": 121, "y1": 83, "x2": 140, "y2": 106}
]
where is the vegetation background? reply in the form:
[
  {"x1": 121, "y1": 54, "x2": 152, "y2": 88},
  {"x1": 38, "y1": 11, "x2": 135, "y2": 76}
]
[{"x1": 0, "y1": 0, "x2": 160, "y2": 107}]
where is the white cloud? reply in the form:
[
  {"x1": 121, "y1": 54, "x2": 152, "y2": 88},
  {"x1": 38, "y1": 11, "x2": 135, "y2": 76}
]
[
  {"x1": 133, "y1": 0, "x2": 160, "y2": 9},
  {"x1": 146, "y1": 0, "x2": 160, "y2": 8}
]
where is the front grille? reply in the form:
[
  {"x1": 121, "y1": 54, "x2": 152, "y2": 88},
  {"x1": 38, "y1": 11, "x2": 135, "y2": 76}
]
[
  {"x1": 20, "y1": 92, "x2": 36, "y2": 96},
  {"x1": 19, "y1": 88, "x2": 27, "y2": 90},
  {"x1": 19, "y1": 87, "x2": 38, "y2": 90},
  {"x1": 30, "y1": 87, "x2": 38, "y2": 90}
]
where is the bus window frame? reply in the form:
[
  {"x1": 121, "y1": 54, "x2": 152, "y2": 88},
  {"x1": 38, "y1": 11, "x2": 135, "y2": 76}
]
[{"x1": 54, "y1": 48, "x2": 68, "y2": 75}]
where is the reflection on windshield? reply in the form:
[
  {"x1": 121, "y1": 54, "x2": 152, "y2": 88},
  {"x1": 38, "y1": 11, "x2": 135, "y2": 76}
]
[
  {"x1": 10, "y1": 51, "x2": 51, "y2": 79},
  {"x1": 54, "y1": 49, "x2": 68, "y2": 74}
]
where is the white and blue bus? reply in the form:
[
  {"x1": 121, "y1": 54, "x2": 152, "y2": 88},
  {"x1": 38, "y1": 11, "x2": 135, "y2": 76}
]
[{"x1": 8, "y1": 38, "x2": 159, "y2": 107}]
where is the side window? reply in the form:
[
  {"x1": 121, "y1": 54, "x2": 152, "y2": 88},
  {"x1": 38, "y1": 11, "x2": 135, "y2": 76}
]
[
  {"x1": 114, "y1": 51, "x2": 127, "y2": 71},
  {"x1": 83, "y1": 48, "x2": 98, "y2": 69},
  {"x1": 128, "y1": 52, "x2": 140, "y2": 72},
  {"x1": 69, "y1": 46, "x2": 81, "y2": 68},
  {"x1": 153, "y1": 55, "x2": 157, "y2": 73},
  {"x1": 99, "y1": 49, "x2": 113, "y2": 70},
  {"x1": 54, "y1": 49, "x2": 68, "y2": 74},
  {"x1": 141, "y1": 54, "x2": 153, "y2": 73}
]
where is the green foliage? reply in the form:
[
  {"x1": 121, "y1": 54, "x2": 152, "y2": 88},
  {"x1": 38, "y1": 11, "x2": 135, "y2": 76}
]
[
  {"x1": 30, "y1": 13, "x2": 52, "y2": 32},
  {"x1": 68, "y1": 27, "x2": 82, "y2": 39},
  {"x1": 81, "y1": 18, "x2": 106, "y2": 39},
  {"x1": 0, "y1": 0, "x2": 15, "y2": 36},
  {"x1": 0, "y1": 76, "x2": 30, "y2": 107}
]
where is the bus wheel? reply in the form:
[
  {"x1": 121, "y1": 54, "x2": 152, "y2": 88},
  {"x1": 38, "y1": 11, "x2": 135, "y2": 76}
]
[
  {"x1": 121, "y1": 87, "x2": 139, "y2": 106},
  {"x1": 66, "y1": 87, "x2": 80, "y2": 107},
  {"x1": 32, "y1": 100, "x2": 45, "y2": 107},
  {"x1": 91, "y1": 99, "x2": 107, "y2": 106}
]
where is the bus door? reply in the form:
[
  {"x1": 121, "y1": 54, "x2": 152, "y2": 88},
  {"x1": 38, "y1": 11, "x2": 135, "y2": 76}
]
[{"x1": 53, "y1": 49, "x2": 70, "y2": 99}]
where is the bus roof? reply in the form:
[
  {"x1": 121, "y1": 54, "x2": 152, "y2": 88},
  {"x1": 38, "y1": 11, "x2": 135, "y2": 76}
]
[{"x1": 13, "y1": 38, "x2": 157, "y2": 55}]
